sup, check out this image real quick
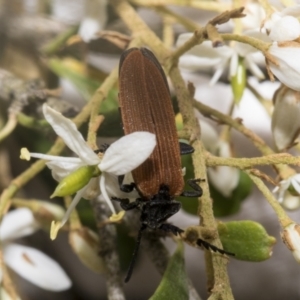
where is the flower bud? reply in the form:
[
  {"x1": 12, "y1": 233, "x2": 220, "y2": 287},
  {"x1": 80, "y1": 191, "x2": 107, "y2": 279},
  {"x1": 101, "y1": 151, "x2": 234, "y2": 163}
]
[
  {"x1": 51, "y1": 165, "x2": 98, "y2": 198},
  {"x1": 208, "y1": 141, "x2": 239, "y2": 197},
  {"x1": 271, "y1": 86, "x2": 300, "y2": 150},
  {"x1": 69, "y1": 227, "x2": 106, "y2": 274},
  {"x1": 268, "y1": 41, "x2": 300, "y2": 92},
  {"x1": 281, "y1": 191, "x2": 300, "y2": 211},
  {"x1": 231, "y1": 56, "x2": 246, "y2": 104},
  {"x1": 281, "y1": 223, "x2": 300, "y2": 263}
]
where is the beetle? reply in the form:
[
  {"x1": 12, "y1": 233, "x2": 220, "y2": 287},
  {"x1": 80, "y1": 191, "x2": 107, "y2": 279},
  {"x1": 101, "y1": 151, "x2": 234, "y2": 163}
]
[{"x1": 114, "y1": 47, "x2": 234, "y2": 282}]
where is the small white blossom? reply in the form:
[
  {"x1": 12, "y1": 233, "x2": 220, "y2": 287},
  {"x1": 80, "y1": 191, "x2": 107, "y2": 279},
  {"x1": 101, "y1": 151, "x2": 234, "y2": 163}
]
[
  {"x1": 271, "y1": 86, "x2": 300, "y2": 150},
  {"x1": 269, "y1": 16, "x2": 300, "y2": 42},
  {"x1": 263, "y1": 5, "x2": 300, "y2": 42},
  {"x1": 176, "y1": 31, "x2": 268, "y2": 86},
  {"x1": 21, "y1": 104, "x2": 156, "y2": 238},
  {"x1": 268, "y1": 41, "x2": 300, "y2": 91},
  {"x1": 281, "y1": 223, "x2": 300, "y2": 263},
  {"x1": 273, "y1": 174, "x2": 300, "y2": 204},
  {"x1": 0, "y1": 208, "x2": 71, "y2": 291},
  {"x1": 241, "y1": 3, "x2": 266, "y2": 30}
]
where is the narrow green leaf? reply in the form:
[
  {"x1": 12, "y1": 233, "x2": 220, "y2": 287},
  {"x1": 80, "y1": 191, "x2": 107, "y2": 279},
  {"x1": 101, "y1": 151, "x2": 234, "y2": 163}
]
[
  {"x1": 150, "y1": 241, "x2": 189, "y2": 300},
  {"x1": 218, "y1": 220, "x2": 276, "y2": 261}
]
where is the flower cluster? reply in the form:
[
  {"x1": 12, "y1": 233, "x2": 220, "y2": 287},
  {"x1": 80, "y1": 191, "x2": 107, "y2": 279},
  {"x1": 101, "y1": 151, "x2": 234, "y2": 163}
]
[{"x1": 176, "y1": 4, "x2": 300, "y2": 92}]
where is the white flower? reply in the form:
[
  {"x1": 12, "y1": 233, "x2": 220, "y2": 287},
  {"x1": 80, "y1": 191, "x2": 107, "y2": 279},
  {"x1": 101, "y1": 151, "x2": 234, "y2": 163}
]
[
  {"x1": 263, "y1": 5, "x2": 300, "y2": 90},
  {"x1": 269, "y1": 16, "x2": 300, "y2": 42},
  {"x1": 273, "y1": 174, "x2": 300, "y2": 204},
  {"x1": 271, "y1": 86, "x2": 300, "y2": 150},
  {"x1": 0, "y1": 208, "x2": 71, "y2": 291},
  {"x1": 176, "y1": 31, "x2": 269, "y2": 86},
  {"x1": 263, "y1": 5, "x2": 300, "y2": 42},
  {"x1": 199, "y1": 119, "x2": 239, "y2": 197},
  {"x1": 20, "y1": 104, "x2": 156, "y2": 238},
  {"x1": 268, "y1": 41, "x2": 300, "y2": 91},
  {"x1": 281, "y1": 223, "x2": 300, "y2": 263}
]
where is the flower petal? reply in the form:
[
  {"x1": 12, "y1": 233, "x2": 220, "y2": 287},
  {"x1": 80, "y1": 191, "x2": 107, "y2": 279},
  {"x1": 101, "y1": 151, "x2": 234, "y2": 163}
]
[
  {"x1": 103, "y1": 172, "x2": 139, "y2": 199},
  {"x1": 179, "y1": 55, "x2": 224, "y2": 72},
  {"x1": 198, "y1": 119, "x2": 220, "y2": 153},
  {"x1": 268, "y1": 42, "x2": 300, "y2": 92},
  {"x1": 209, "y1": 64, "x2": 226, "y2": 86},
  {"x1": 3, "y1": 244, "x2": 71, "y2": 291},
  {"x1": 282, "y1": 223, "x2": 300, "y2": 263},
  {"x1": 99, "y1": 174, "x2": 116, "y2": 215},
  {"x1": 46, "y1": 160, "x2": 84, "y2": 181},
  {"x1": 0, "y1": 287, "x2": 21, "y2": 300},
  {"x1": 229, "y1": 52, "x2": 238, "y2": 77},
  {"x1": 177, "y1": 36, "x2": 233, "y2": 60},
  {"x1": 245, "y1": 56, "x2": 265, "y2": 79},
  {"x1": 42, "y1": 104, "x2": 100, "y2": 165},
  {"x1": 99, "y1": 132, "x2": 156, "y2": 175},
  {"x1": 208, "y1": 166, "x2": 239, "y2": 197},
  {"x1": 291, "y1": 178, "x2": 300, "y2": 195},
  {"x1": 51, "y1": 183, "x2": 90, "y2": 240},
  {"x1": 271, "y1": 87, "x2": 300, "y2": 150},
  {"x1": 269, "y1": 16, "x2": 300, "y2": 42},
  {"x1": 281, "y1": 192, "x2": 300, "y2": 210},
  {"x1": 0, "y1": 208, "x2": 38, "y2": 242},
  {"x1": 279, "y1": 5, "x2": 300, "y2": 17},
  {"x1": 79, "y1": 17, "x2": 101, "y2": 42}
]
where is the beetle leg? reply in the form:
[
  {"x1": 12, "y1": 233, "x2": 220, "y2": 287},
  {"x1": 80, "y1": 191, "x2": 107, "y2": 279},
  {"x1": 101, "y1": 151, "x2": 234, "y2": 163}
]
[
  {"x1": 111, "y1": 197, "x2": 139, "y2": 211},
  {"x1": 118, "y1": 175, "x2": 136, "y2": 193},
  {"x1": 179, "y1": 142, "x2": 194, "y2": 155},
  {"x1": 159, "y1": 223, "x2": 184, "y2": 236},
  {"x1": 180, "y1": 178, "x2": 204, "y2": 197},
  {"x1": 196, "y1": 239, "x2": 235, "y2": 256}
]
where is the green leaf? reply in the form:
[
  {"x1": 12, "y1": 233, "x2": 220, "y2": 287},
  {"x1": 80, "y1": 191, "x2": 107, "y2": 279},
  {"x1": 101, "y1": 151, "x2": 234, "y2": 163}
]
[
  {"x1": 212, "y1": 171, "x2": 253, "y2": 217},
  {"x1": 150, "y1": 241, "x2": 189, "y2": 300},
  {"x1": 218, "y1": 220, "x2": 276, "y2": 261}
]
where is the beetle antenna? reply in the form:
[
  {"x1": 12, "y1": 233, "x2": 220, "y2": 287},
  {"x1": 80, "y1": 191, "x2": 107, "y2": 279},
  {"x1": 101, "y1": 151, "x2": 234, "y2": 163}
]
[{"x1": 125, "y1": 223, "x2": 147, "y2": 283}]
